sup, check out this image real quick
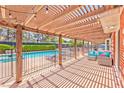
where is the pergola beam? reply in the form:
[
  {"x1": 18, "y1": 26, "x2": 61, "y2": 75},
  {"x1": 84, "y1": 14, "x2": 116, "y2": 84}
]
[
  {"x1": 62, "y1": 27, "x2": 102, "y2": 36},
  {"x1": 57, "y1": 24, "x2": 102, "y2": 34},
  {"x1": 78, "y1": 35, "x2": 109, "y2": 40},
  {"x1": 73, "y1": 33, "x2": 108, "y2": 39},
  {"x1": 64, "y1": 30, "x2": 103, "y2": 37},
  {"x1": 77, "y1": 34, "x2": 109, "y2": 39},
  {"x1": 0, "y1": 19, "x2": 55, "y2": 35},
  {"x1": 74, "y1": 32, "x2": 109, "y2": 38},
  {"x1": 0, "y1": 19, "x2": 81, "y2": 41}
]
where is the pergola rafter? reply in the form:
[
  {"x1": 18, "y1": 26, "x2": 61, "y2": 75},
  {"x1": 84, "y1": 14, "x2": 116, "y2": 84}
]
[
  {"x1": 47, "y1": 5, "x2": 113, "y2": 32},
  {"x1": 37, "y1": 5, "x2": 82, "y2": 29},
  {"x1": 50, "y1": 17, "x2": 98, "y2": 33}
]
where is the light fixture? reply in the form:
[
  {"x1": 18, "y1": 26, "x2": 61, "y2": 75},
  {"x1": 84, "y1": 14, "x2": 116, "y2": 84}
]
[
  {"x1": 97, "y1": 19, "x2": 100, "y2": 24},
  {"x1": 34, "y1": 14, "x2": 37, "y2": 20},
  {"x1": 9, "y1": 12, "x2": 12, "y2": 18},
  {"x1": 45, "y1": 6, "x2": 49, "y2": 14},
  {"x1": 109, "y1": 26, "x2": 114, "y2": 29},
  {"x1": 15, "y1": 17, "x2": 18, "y2": 23},
  {"x1": 97, "y1": 21, "x2": 100, "y2": 24},
  {"x1": 105, "y1": 25, "x2": 115, "y2": 29}
]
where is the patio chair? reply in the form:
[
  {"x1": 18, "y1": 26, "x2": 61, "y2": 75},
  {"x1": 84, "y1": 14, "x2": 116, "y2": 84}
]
[
  {"x1": 97, "y1": 51, "x2": 112, "y2": 67},
  {"x1": 45, "y1": 55, "x2": 57, "y2": 62},
  {"x1": 88, "y1": 51, "x2": 97, "y2": 61}
]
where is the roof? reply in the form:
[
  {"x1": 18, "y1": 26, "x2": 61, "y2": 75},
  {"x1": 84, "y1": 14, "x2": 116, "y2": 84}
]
[{"x1": 0, "y1": 5, "x2": 121, "y2": 43}]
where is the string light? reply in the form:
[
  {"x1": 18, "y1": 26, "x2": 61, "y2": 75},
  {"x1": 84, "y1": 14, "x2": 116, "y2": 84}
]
[
  {"x1": 15, "y1": 17, "x2": 18, "y2": 23},
  {"x1": 46, "y1": 6, "x2": 49, "y2": 14},
  {"x1": 32, "y1": 6, "x2": 37, "y2": 20},
  {"x1": 97, "y1": 21, "x2": 100, "y2": 24},
  {"x1": 34, "y1": 14, "x2": 37, "y2": 20},
  {"x1": 9, "y1": 11, "x2": 12, "y2": 18}
]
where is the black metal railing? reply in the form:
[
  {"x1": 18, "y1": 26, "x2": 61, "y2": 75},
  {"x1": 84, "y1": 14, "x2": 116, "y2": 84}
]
[{"x1": 0, "y1": 49, "x2": 16, "y2": 79}]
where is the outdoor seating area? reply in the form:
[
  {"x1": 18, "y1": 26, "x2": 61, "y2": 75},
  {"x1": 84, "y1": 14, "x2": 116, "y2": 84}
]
[
  {"x1": 88, "y1": 50, "x2": 112, "y2": 66},
  {"x1": 88, "y1": 51, "x2": 97, "y2": 61}
]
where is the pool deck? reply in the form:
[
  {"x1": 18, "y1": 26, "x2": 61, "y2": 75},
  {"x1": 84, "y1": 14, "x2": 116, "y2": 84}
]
[{"x1": 0, "y1": 57, "x2": 123, "y2": 88}]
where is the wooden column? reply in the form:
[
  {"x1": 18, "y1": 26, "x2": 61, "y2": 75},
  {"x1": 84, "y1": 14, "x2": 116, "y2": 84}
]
[
  {"x1": 16, "y1": 24, "x2": 23, "y2": 83},
  {"x1": 74, "y1": 39, "x2": 77, "y2": 59},
  {"x1": 91, "y1": 42, "x2": 92, "y2": 51},
  {"x1": 59, "y1": 35, "x2": 62, "y2": 65},
  {"x1": 88, "y1": 41, "x2": 90, "y2": 52},
  {"x1": 82, "y1": 40, "x2": 84, "y2": 56}
]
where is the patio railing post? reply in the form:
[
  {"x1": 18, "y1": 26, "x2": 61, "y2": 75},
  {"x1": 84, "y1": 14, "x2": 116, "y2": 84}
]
[
  {"x1": 74, "y1": 39, "x2": 77, "y2": 59},
  {"x1": 16, "y1": 24, "x2": 23, "y2": 83},
  {"x1": 59, "y1": 35, "x2": 62, "y2": 65}
]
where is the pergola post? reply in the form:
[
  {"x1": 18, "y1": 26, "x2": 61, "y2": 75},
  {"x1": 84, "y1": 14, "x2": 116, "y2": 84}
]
[
  {"x1": 82, "y1": 40, "x2": 84, "y2": 56},
  {"x1": 59, "y1": 35, "x2": 62, "y2": 65},
  {"x1": 91, "y1": 42, "x2": 93, "y2": 51},
  {"x1": 74, "y1": 39, "x2": 77, "y2": 59},
  {"x1": 88, "y1": 41, "x2": 90, "y2": 52},
  {"x1": 16, "y1": 24, "x2": 23, "y2": 83}
]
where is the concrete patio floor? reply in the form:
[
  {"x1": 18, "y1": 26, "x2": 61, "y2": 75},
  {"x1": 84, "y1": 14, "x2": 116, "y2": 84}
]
[{"x1": 0, "y1": 57, "x2": 123, "y2": 88}]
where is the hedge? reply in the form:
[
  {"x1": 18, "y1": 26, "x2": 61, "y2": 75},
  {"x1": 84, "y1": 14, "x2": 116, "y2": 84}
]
[
  {"x1": 0, "y1": 44, "x2": 14, "y2": 50},
  {"x1": 23, "y1": 45, "x2": 56, "y2": 52},
  {"x1": 68, "y1": 42, "x2": 83, "y2": 47},
  {"x1": 0, "y1": 44, "x2": 56, "y2": 52}
]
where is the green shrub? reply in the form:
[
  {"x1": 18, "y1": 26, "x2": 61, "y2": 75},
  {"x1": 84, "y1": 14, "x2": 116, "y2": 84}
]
[
  {"x1": 0, "y1": 44, "x2": 14, "y2": 50},
  {"x1": 23, "y1": 45, "x2": 56, "y2": 52},
  {"x1": 68, "y1": 43, "x2": 74, "y2": 47}
]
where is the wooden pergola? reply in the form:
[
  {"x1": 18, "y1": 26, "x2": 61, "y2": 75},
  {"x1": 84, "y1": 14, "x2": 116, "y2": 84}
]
[
  {"x1": 0, "y1": 5, "x2": 122, "y2": 82},
  {"x1": 0, "y1": 5, "x2": 121, "y2": 43}
]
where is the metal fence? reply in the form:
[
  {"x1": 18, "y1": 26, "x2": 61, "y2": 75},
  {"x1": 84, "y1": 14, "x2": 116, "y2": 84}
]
[
  {"x1": 0, "y1": 29, "x2": 84, "y2": 80},
  {"x1": 62, "y1": 47, "x2": 75, "y2": 63},
  {"x1": 0, "y1": 50, "x2": 16, "y2": 79},
  {"x1": 22, "y1": 50, "x2": 58, "y2": 76},
  {"x1": 0, "y1": 28, "x2": 16, "y2": 79}
]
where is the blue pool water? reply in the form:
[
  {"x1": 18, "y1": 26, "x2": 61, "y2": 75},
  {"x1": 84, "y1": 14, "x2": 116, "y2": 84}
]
[{"x1": 0, "y1": 50, "x2": 59, "y2": 63}]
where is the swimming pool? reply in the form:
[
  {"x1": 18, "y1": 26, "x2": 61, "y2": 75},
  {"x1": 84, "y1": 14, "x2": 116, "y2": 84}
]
[{"x1": 0, "y1": 50, "x2": 59, "y2": 63}]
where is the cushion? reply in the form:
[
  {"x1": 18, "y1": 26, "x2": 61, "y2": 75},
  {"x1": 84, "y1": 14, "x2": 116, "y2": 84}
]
[
  {"x1": 98, "y1": 51, "x2": 111, "y2": 57},
  {"x1": 88, "y1": 51, "x2": 97, "y2": 56},
  {"x1": 103, "y1": 52, "x2": 111, "y2": 57},
  {"x1": 97, "y1": 51, "x2": 104, "y2": 56}
]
